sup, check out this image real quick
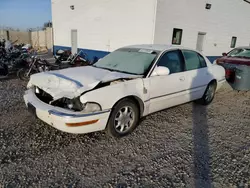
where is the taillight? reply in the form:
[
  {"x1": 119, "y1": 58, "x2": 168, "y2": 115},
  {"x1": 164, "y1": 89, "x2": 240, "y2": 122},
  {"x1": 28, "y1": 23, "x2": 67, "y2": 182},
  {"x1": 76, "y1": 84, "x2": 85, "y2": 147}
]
[
  {"x1": 216, "y1": 59, "x2": 223, "y2": 65},
  {"x1": 225, "y1": 69, "x2": 235, "y2": 83},
  {"x1": 225, "y1": 69, "x2": 232, "y2": 77}
]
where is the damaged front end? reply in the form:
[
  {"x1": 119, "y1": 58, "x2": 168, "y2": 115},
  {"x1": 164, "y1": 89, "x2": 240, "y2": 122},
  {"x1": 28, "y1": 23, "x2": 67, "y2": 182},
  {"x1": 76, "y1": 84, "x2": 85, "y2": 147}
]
[
  {"x1": 34, "y1": 86, "x2": 101, "y2": 113},
  {"x1": 33, "y1": 79, "x2": 128, "y2": 112},
  {"x1": 27, "y1": 66, "x2": 142, "y2": 113}
]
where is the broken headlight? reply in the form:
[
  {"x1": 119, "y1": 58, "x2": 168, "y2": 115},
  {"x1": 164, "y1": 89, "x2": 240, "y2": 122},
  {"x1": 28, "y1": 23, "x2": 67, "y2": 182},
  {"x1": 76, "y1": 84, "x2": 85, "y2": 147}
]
[
  {"x1": 81, "y1": 102, "x2": 102, "y2": 113},
  {"x1": 65, "y1": 98, "x2": 101, "y2": 113},
  {"x1": 51, "y1": 96, "x2": 102, "y2": 113}
]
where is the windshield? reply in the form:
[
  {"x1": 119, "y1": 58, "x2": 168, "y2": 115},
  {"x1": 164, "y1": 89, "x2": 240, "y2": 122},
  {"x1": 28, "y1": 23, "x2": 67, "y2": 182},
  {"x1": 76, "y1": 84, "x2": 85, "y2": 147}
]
[
  {"x1": 227, "y1": 48, "x2": 250, "y2": 58},
  {"x1": 93, "y1": 49, "x2": 157, "y2": 75}
]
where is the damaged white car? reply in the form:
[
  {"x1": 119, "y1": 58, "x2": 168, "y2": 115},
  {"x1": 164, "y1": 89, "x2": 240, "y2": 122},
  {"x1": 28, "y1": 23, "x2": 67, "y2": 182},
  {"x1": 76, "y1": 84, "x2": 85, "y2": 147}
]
[{"x1": 24, "y1": 45, "x2": 225, "y2": 137}]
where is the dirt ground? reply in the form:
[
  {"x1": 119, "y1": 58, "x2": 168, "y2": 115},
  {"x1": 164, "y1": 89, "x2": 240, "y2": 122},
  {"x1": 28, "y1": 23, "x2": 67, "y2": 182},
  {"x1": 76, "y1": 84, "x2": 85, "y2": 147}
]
[{"x1": 0, "y1": 79, "x2": 249, "y2": 188}]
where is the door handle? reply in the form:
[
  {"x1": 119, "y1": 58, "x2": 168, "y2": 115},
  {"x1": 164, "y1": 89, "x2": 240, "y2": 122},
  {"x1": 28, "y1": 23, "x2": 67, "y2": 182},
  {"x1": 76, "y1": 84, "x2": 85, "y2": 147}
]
[{"x1": 179, "y1": 76, "x2": 185, "y2": 81}]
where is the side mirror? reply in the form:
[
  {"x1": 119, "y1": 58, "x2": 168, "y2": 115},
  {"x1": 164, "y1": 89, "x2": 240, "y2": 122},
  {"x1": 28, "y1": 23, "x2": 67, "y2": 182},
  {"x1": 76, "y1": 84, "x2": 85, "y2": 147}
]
[
  {"x1": 222, "y1": 52, "x2": 227, "y2": 56},
  {"x1": 151, "y1": 66, "x2": 170, "y2": 77}
]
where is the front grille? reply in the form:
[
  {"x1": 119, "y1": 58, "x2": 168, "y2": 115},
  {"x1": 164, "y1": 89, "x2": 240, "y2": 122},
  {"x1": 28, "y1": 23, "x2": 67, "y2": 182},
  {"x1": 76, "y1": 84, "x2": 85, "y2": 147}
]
[
  {"x1": 34, "y1": 87, "x2": 82, "y2": 111},
  {"x1": 35, "y1": 87, "x2": 53, "y2": 104},
  {"x1": 52, "y1": 98, "x2": 71, "y2": 109},
  {"x1": 35, "y1": 87, "x2": 70, "y2": 108}
]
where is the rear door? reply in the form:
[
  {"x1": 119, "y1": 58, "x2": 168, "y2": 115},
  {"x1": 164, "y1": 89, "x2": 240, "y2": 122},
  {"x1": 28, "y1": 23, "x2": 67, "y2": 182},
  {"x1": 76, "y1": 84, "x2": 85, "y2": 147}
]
[{"x1": 181, "y1": 50, "x2": 213, "y2": 100}]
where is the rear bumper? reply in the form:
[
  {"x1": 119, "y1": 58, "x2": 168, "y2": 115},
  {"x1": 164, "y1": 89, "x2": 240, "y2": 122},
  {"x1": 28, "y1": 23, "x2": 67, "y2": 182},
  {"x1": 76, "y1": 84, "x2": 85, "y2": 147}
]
[
  {"x1": 217, "y1": 78, "x2": 226, "y2": 89},
  {"x1": 24, "y1": 89, "x2": 111, "y2": 134}
]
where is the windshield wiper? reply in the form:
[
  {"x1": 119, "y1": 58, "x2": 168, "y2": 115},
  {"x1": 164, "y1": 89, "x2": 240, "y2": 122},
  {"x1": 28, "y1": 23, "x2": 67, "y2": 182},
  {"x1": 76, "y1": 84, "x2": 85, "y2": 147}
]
[
  {"x1": 240, "y1": 56, "x2": 250, "y2": 59},
  {"x1": 92, "y1": 65, "x2": 115, "y2": 72},
  {"x1": 92, "y1": 65, "x2": 141, "y2": 75},
  {"x1": 232, "y1": 56, "x2": 250, "y2": 59},
  {"x1": 113, "y1": 70, "x2": 141, "y2": 75}
]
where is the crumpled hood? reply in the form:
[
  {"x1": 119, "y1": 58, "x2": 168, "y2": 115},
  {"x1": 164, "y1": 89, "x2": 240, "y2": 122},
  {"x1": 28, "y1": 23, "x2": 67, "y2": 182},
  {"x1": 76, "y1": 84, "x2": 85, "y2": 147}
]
[{"x1": 28, "y1": 66, "x2": 141, "y2": 100}]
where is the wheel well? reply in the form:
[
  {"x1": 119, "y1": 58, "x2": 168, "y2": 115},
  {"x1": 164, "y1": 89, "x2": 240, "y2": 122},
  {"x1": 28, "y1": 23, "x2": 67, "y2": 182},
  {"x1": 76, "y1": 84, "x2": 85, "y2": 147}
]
[
  {"x1": 210, "y1": 79, "x2": 217, "y2": 87},
  {"x1": 112, "y1": 96, "x2": 144, "y2": 117}
]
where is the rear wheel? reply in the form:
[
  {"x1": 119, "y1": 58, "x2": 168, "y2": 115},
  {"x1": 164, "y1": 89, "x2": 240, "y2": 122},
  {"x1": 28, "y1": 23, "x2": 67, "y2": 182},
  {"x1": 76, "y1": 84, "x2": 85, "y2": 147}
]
[
  {"x1": 106, "y1": 99, "x2": 140, "y2": 138},
  {"x1": 0, "y1": 63, "x2": 8, "y2": 76},
  {"x1": 197, "y1": 81, "x2": 217, "y2": 105},
  {"x1": 17, "y1": 68, "x2": 31, "y2": 81}
]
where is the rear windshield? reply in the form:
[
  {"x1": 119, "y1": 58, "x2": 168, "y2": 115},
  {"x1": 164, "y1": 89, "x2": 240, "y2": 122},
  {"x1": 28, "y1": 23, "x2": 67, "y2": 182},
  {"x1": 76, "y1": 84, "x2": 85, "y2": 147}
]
[{"x1": 228, "y1": 48, "x2": 250, "y2": 58}]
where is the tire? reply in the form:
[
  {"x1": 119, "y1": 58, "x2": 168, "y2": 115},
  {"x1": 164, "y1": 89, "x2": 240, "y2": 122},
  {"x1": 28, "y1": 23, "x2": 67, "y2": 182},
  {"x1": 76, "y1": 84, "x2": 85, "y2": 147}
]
[
  {"x1": 0, "y1": 63, "x2": 8, "y2": 76},
  {"x1": 197, "y1": 81, "x2": 217, "y2": 105},
  {"x1": 106, "y1": 98, "x2": 140, "y2": 138},
  {"x1": 17, "y1": 68, "x2": 31, "y2": 81}
]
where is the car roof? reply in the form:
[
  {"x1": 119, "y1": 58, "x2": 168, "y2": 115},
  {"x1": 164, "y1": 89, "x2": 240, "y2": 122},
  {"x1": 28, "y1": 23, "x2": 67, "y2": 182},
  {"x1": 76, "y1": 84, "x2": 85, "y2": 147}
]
[
  {"x1": 235, "y1": 46, "x2": 250, "y2": 49},
  {"x1": 123, "y1": 44, "x2": 193, "y2": 52}
]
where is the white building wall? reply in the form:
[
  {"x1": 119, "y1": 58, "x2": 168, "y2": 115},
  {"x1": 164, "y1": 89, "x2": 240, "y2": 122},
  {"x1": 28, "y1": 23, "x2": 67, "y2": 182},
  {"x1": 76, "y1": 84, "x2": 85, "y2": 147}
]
[
  {"x1": 52, "y1": 0, "x2": 157, "y2": 52},
  {"x1": 154, "y1": 0, "x2": 250, "y2": 56}
]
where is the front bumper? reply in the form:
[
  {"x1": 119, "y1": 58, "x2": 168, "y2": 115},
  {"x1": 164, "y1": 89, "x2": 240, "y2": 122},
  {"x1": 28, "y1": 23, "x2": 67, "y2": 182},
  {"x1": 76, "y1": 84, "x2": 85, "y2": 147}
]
[{"x1": 24, "y1": 89, "x2": 111, "y2": 134}]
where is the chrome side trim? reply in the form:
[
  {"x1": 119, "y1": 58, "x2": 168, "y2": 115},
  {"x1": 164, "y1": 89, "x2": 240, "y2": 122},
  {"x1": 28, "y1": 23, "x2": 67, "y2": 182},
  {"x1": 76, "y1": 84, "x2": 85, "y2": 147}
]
[
  {"x1": 144, "y1": 84, "x2": 207, "y2": 102},
  {"x1": 48, "y1": 109, "x2": 111, "y2": 118},
  {"x1": 218, "y1": 78, "x2": 226, "y2": 82}
]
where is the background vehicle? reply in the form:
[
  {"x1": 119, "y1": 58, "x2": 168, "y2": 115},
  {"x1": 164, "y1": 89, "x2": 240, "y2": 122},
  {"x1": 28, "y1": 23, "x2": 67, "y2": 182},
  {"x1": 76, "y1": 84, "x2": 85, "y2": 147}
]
[
  {"x1": 18, "y1": 51, "x2": 90, "y2": 81},
  {"x1": 24, "y1": 44, "x2": 226, "y2": 137},
  {"x1": 54, "y1": 49, "x2": 72, "y2": 63},
  {"x1": 54, "y1": 50, "x2": 90, "y2": 66},
  {"x1": 0, "y1": 48, "x2": 32, "y2": 78},
  {"x1": 216, "y1": 47, "x2": 250, "y2": 82}
]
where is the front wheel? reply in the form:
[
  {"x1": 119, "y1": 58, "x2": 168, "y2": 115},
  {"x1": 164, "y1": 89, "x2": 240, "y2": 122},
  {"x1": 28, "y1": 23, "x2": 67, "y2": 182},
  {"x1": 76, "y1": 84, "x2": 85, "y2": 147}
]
[
  {"x1": 106, "y1": 99, "x2": 140, "y2": 138},
  {"x1": 197, "y1": 81, "x2": 217, "y2": 105},
  {"x1": 17, "y1": 68, "x2": 31, "y2": 81}
]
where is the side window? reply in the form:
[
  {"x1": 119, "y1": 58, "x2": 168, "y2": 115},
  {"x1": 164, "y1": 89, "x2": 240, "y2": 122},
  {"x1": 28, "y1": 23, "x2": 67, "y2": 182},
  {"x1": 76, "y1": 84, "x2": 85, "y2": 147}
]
[
  {"x1": 157, "y1": 50, "x2": 184, "y2": 74},
  {"x1": 198, "y1": 54, "x2": 207, "y2": 67},
  {"x1": 182, "y1": 50, "x2": 207, "y2": 71}
]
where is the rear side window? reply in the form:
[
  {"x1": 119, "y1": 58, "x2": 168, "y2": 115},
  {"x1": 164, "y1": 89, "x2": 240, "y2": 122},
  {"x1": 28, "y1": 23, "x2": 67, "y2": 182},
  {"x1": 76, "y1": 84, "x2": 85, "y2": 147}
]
[
  {"x1": 198, "y1": 54, "x2": 207, "y2": 67},
  {"x1": 182, "y1": 50, "x2": 207, "y2": 71}
]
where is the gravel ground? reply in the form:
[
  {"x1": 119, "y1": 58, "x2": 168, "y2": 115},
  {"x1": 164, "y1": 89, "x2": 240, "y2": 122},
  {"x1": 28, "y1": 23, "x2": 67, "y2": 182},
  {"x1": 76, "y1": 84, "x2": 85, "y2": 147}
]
[{"x1": 0, "y1": 79, "x2": 249, "y2": 188}]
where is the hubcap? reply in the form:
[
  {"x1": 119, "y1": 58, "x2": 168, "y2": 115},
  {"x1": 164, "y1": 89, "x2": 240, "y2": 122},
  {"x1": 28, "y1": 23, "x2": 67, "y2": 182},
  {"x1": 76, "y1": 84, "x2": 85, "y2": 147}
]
[
  {"x1": 205, "y1": 84, "x2": 215, "y2": 102},
  {"x1": 24, "y1": 71, "x2": 30, "y2": 78},
  {"x1": 114, "y1": 106, "x2": 135, "y2": 133}
]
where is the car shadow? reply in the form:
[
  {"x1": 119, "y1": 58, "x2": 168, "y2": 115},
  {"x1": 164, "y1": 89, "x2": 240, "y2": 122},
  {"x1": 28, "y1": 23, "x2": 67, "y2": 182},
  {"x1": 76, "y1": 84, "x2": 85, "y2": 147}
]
[
  {"x1": 191, "y1": 69, "x2": 214, "y2": 187},
  {"x1": 192, "y1": 104, "x2": 211, "y2": 187},
  {"x1": 0, "y1": 74, "x2": 18, "y2": 81}
]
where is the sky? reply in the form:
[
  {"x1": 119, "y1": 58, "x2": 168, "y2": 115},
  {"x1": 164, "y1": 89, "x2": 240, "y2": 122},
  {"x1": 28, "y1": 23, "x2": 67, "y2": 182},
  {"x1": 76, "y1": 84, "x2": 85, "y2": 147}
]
[{"x1": 0, "y1": 0, "x2": 52, "y2": 30}]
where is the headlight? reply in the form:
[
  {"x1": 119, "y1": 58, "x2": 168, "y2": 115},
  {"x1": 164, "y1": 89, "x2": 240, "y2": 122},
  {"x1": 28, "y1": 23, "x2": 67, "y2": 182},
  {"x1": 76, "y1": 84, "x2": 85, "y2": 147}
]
[
  {"x1": 53, "y1": 97, "x2": 102, "y2": 113},
  {"x1": 35, "y1": 87, "x2": 40, "y2": 94},
  {"x1": 81, "y1": 102, "x2": 102, "y2": 113}
]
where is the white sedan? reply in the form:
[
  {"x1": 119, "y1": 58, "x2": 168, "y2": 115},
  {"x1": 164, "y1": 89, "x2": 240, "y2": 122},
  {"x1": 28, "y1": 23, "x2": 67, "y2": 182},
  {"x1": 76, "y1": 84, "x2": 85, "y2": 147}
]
[{"x1": 24, "y1": 45, "x2": 225, "y2": 137}]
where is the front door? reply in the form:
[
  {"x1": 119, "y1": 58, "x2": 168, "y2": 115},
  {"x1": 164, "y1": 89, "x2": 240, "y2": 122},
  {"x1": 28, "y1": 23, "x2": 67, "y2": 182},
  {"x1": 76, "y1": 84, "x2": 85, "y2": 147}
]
[
  {"x1": 146, "y1": 50, "x2": 189, "y2": 114},
  {"x1": 196, "y1": 32, "x2": 206, "y2": 53}
]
